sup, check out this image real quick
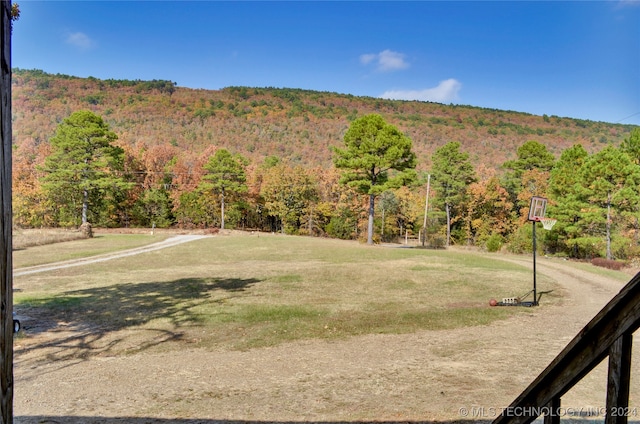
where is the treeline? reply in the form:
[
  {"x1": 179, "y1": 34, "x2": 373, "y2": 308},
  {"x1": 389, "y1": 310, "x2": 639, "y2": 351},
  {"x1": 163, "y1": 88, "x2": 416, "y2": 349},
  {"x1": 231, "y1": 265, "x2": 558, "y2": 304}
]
[
  {"x1": 429, "y1": 130, "x2": 640, "y2": 261},
  {"x1": 13, "y1": 107, "x2": 640, "y2": 261}
]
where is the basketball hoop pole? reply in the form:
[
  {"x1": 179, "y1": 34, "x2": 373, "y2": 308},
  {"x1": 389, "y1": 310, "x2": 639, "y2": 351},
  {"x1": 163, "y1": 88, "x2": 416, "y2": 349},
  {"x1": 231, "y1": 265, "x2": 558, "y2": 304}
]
[
  {"x1": 491, "y1": 198, "x2": 554, "y2": 308},
  {"x1": 532, "y1": 219, "x2": 538, "y2": 306},
  {"x1": 528, "y1": 196, "x2": 548, "y2": 307}
]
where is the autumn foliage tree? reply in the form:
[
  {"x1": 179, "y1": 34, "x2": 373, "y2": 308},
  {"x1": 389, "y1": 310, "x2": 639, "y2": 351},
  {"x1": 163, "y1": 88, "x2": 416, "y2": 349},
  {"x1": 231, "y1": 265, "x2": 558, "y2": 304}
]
[
  {"x1": 464, "y1": 176, "x2": 513, "y2": 248},
  {"x1": 13, "y1": 138, "x2": 50, "y2": 227},
  {"x1": 517, "y1": 168, "x2": 550, "y2": 224},
  {"x1": 502, "y1": 140, "x2": 555, "y2": 215},
  {"x1": 260, "y1": 162, "x2": 318, "y2": 234}
]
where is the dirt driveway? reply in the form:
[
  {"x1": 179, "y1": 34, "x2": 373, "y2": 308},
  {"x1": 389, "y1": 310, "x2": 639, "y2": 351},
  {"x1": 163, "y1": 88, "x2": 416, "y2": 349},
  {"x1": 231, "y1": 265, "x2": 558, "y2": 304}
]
[
  {"x1": 11, "y1": 245, "x2": 639, "y2": 423},
  {"x1": 14, "y1": 235, "x2": 209, "y2": 277}
]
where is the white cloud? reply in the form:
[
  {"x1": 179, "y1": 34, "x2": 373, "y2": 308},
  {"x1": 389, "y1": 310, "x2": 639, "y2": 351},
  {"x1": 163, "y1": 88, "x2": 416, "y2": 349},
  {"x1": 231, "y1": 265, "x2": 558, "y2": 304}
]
[
  {"x1": 65, "y1": 32, "x2": 96, "y2": 50},
  {"x1": 380, "y1": 79, "x2": 462, "y2": 103},
  {"x1": 360, "y1": 49, "x2": 409, "y2": 72},
  {"x1": 616, "y1": 0, "x2": 640, "y2": 7},
  {"x1": 359, "y1": 53, "x2": 377, "y2": 65}
]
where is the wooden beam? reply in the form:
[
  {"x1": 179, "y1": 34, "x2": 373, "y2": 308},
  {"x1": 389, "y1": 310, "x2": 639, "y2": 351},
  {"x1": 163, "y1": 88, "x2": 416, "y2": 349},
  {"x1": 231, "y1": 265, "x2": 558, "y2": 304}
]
[
  {"x1": 492, "y1": 272, "x2": 640, "y2": 424},
  {"x1": 543, "y1": 397, "x2": 560, "y2": 424},
  {"x1": 605, "y1": 333, "x2": 633, "y2": 424},
  {"x1": 0, "y1": 1, "x2": 12, "y2": 422}
]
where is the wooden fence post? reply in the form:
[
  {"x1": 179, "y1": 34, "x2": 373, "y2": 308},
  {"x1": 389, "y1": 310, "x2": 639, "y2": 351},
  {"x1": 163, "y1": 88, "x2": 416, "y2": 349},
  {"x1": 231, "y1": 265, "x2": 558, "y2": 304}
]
[
  {"x1": 543, "y1": 397, "x2": 560, "y2": 424},
  {"x1": 0, "y1": 1, "x2": 12, "y2": 422},
  {"x1": 605, "y1": 333, "x2": 633, "y2": 424}
]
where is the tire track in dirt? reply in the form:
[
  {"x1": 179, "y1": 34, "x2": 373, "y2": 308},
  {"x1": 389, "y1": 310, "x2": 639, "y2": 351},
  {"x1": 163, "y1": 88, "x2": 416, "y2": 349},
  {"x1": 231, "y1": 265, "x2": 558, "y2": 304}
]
[{"x1": 14, "y1": 235, "x2": 209, "y2": 277}]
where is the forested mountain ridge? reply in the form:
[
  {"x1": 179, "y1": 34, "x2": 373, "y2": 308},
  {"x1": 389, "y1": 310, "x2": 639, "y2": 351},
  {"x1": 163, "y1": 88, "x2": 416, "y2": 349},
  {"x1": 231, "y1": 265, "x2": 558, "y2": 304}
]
[{"x1": 12, "y1": 68, "x2": 637, "y2": 172}]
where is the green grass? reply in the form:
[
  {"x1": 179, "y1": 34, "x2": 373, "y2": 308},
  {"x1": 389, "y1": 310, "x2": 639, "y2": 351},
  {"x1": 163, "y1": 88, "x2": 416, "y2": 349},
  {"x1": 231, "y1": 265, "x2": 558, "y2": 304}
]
[
  {"x1": 18, "y1": 294, "x2": 84, "y2": 309},
  {"x1": 14, "y1": 233, "x2": 561, "y2": 353}
]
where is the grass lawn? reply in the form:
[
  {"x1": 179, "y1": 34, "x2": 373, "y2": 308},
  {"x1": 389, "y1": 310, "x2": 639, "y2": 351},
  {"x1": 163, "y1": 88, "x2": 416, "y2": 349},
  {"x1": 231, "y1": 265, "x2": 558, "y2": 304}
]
[{"x1": 14, "y1": 233, "x2": 560, "y2": 352}]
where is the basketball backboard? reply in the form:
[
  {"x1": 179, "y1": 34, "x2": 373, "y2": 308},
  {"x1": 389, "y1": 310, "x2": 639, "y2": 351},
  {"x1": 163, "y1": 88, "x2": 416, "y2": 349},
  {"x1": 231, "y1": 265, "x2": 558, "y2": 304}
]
[{"x1": 528, "y1": 196, "x2": 547, "y2": 221}]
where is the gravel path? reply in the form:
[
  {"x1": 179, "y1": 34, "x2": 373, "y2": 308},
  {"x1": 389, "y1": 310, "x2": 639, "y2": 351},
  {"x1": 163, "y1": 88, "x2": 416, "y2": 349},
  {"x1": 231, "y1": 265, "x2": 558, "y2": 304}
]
[{"x1": 14, "y1": 235, "x2": 209, "y2": 277}]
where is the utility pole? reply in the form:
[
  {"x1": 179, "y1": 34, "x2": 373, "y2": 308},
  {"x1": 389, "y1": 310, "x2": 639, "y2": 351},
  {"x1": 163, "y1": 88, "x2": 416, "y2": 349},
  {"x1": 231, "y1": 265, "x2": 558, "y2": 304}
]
[
  {"x1": 0, "y1": 1, "x2": 13, "y2": 422},
  {"x1": 421, "y1": 174, "x2": 430, "y2": 247}
]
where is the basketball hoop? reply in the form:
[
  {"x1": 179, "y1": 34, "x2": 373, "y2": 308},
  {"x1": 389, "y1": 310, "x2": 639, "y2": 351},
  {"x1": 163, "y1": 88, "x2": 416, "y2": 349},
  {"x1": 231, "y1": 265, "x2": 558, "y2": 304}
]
[
  {"x1": 539, "y1": 217, "x2": 557, "y2": 231},
  {"x1": 529, "y1": 196, "x2": 554, "y2": 307},
  {"x1": 528, "y1": 196, "x2": 547, "y2": 222}
]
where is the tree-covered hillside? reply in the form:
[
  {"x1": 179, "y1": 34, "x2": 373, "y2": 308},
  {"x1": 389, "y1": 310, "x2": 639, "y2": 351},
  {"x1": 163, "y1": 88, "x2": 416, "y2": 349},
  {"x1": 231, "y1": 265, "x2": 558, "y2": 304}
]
[{"x1": 12, "y1": 69, "x2": 635, "y2": 171}]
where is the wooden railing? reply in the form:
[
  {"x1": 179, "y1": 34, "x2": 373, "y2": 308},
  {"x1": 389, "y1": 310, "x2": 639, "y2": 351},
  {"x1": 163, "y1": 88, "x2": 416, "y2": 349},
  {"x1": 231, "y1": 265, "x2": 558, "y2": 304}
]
[{"x1": 492, "y1": 272, "x2": 640, "y2": 424}]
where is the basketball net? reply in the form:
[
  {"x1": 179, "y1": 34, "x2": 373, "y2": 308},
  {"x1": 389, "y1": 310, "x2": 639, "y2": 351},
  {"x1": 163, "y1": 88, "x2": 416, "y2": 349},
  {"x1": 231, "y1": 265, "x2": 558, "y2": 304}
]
[{"x1": 539, "y1": 217, "x2": 557, "y2": 231}]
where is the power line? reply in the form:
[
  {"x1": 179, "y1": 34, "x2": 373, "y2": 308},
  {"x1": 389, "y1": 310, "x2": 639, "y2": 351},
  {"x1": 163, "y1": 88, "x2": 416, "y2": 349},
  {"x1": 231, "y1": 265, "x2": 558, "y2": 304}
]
[{"x1": 616, "y1": 111, "x2": 640, "y2": 124}]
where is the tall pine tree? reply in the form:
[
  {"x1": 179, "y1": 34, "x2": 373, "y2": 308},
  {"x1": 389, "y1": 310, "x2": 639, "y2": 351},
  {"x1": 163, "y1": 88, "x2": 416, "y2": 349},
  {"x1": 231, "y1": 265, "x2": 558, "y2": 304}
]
[
  {"x1": 431, "y1": 141, "x2": 476, "y2": 246},
  {"x1": 199, "y1": 149, "x2": 249, "y2": 230},
  {"x1": 333, "y1": 114, "x2": 416, "y2": 245},
  {"x1": 548, "y1": 144, "x2": 589, "y2": 257},
  {"x1": 41, "y1": 110, "x2": 131, "y2": 229},
  {"x1": 579, "y1": 146, "x2": 640, "y2": 259}
]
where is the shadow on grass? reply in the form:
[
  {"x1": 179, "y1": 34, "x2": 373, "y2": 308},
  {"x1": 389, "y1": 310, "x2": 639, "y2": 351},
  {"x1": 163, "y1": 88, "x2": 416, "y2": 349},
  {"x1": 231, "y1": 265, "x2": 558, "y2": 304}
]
[
  {"x1": 15, "y1": 277, "x2": 261, "y2": 362},
  {"x1": 16, "y1": 419, "x2": 496, "y2": 424}
]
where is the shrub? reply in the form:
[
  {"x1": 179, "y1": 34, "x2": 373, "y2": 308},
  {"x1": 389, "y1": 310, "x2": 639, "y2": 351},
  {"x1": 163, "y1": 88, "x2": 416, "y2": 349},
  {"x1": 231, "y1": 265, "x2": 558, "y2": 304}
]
[
  {"x1": 610, "y1": 235, "x2": 640, "y2": 260},
  {"x1": 591, "y1": 257, "x2": 625, "y2": 271},
  {"x1": 326, "y1": 208, "x2": 357, "y2": 240},
  {"x1": 485, "y1": 233, "x2": 503, "y2": 252},
  {"x1": 427, "y1": 233, "x2": 447, "y2": 249},
  {"x1": 507, "y1": 224, "x2": 532, "y2": 254}
]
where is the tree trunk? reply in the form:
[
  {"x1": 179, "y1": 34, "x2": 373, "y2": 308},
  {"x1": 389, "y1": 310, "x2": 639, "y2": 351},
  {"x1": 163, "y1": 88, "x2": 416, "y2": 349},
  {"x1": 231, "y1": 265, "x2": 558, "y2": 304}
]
[
  {"x1": 445, "y1": 202, "x2": 451, "y2": 247},
  {"x1": 0, "y1": 2, "x2": 13, "y2": 421},
  {"x1": 606, "y1": 193, "x2": 612, "y2": 260},
  {"x1": 573, "y1": 216, "x2": 579, "y2": 258},
  {"x1": 220, "y1": 188, "x2": 225, "y2": 230},
  {"x1": 82, "y1": 188, "x2": 88, "y2": 225},
  {"x1": 367, "y1": 193, "x2": 375, "y2": 245}
]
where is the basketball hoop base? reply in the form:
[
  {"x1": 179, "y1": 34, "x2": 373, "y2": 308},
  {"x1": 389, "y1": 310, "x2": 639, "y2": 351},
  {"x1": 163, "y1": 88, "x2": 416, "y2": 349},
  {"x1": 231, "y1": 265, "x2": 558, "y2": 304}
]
[
  {"x1": 495, "y1": 299, "x2": 537, "y2": 307},
  {"x1": 496, "y1": 302, "x2": 536, "y2": 307}
]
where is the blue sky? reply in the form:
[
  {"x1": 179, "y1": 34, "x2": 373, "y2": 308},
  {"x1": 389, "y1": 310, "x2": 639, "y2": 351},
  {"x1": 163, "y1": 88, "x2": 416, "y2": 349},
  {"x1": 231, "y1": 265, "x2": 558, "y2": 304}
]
[{"x1": 12, "y1": 1, "x2": 640, "y2": 125}]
